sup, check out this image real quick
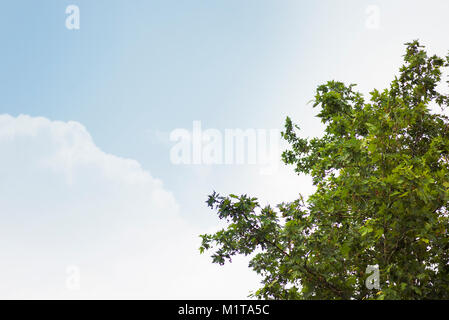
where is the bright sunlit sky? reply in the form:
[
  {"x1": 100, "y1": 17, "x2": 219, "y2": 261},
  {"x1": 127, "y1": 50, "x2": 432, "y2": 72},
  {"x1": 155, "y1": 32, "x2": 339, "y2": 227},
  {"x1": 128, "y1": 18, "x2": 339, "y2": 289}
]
[{"x1": 1, "y1": 0, "x2": 449, "y2": 299}]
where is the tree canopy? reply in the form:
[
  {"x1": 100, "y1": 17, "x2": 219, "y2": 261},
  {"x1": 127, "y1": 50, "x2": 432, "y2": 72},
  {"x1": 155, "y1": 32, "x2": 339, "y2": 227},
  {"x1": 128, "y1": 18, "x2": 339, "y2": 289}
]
[{"x1": 199, "y1": 41, "x2": 449, "y2": 299}]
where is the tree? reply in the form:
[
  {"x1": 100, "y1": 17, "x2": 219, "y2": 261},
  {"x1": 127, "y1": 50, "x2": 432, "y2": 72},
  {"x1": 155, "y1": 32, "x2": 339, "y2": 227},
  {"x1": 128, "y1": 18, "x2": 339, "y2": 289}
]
[{"x1": 199, "y1": 41, "x2": 449, "y2": 300}]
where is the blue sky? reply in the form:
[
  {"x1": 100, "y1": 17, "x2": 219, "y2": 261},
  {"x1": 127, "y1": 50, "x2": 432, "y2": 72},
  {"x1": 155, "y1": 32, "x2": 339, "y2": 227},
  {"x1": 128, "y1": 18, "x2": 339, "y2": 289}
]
[{"x1": 1, "y1": 0, "x2": 449, "y2": 298}]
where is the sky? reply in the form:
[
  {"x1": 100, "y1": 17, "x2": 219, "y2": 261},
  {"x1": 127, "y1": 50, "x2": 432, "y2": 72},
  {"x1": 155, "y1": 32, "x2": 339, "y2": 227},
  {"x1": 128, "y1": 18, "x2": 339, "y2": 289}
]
[{"x1": 1, "y1": 0, "x2": 449, "y2": 299}]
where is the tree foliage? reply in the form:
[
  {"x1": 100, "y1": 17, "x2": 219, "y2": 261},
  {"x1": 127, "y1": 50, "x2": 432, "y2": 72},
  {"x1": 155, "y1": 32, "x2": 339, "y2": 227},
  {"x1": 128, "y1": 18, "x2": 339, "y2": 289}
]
[{"x1": 199, "y1": 41, "x2": 449, "y2": 299}]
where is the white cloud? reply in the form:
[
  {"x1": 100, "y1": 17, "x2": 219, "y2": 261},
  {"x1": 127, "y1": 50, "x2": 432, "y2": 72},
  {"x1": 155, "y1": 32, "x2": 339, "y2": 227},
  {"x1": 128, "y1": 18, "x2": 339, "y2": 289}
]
[{"x1": 0, "y1": 114, "x2": 260, "y2": 299}]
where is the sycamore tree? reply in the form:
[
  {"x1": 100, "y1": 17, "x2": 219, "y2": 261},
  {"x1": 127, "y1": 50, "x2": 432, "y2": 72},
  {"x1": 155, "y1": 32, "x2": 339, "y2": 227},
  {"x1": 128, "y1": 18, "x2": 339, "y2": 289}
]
[{"x1": 199, "y1": 41, "x2": 449, "y2": 300}]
